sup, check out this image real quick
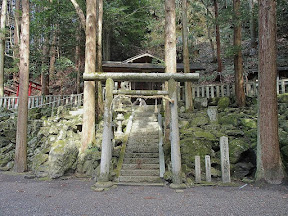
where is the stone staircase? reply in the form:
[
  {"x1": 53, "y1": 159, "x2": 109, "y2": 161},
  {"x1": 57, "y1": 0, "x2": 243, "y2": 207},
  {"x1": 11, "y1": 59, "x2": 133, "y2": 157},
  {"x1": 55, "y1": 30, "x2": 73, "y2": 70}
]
[{"x1": 118, "y1": 106, "x2": 163, "y2": 185}]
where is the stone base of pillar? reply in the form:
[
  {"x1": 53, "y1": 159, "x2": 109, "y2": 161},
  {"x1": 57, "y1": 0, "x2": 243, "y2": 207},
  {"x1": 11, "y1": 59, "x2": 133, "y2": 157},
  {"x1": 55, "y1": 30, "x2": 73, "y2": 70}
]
[
  {"x1": 169, "y1": 183, "x2": 187, "y2": 189},
  {"x1": 93, "y1": 181, "x2": 114, "y2": 190}
]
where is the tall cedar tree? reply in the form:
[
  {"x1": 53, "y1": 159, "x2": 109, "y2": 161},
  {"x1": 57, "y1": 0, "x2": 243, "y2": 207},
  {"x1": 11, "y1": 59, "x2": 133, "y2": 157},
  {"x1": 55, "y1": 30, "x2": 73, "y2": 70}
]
[
  {"x1": 165, "y1": 0, "x2": 182, "y2": 184},
  {"x1": 233, "y1": 0, "x2": 245, "y2": 107},
  {"x1": 256, "y1": 0, "x2": 284, "y2": 184},
  {"x1": 81, "y1": 0, "x2": 97, "y2": 152},
  {"x1": 213, "y1": 0, "x2": 222, "y2": 77},
  {"x1": 14, "y1": 0, "x2": 30, "y2": 172},
  {"x1": 96, "y1": 0, "x2": 104, "y2": 116},
  {"x1": 0, "y1": 0, "x2": 7, "y2": 97},
  {"x1": 182, "y1": 0, "x2": 193, "y2": 111}
]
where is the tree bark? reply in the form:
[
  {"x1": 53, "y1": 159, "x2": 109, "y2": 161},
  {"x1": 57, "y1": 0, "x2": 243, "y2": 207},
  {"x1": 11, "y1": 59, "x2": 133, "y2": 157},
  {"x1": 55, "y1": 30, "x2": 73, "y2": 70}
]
[
  {"x1": 103, "y1": 28, "x2": 111, "y2": 61},
  {"x1": 164, "y1": 0, "x2": 177, "y2": 144},
  {"x1": 256, "y1": 0, "x2": 284, "y2": 184},
  {"x1": 213, "y1": 0, "x2": 222, "y2": 74},
  {"x1": 75, "y1": 23, "x2": 81, "y2": 94},
  {"x1": 233, "y1": 0, "x2": 245, "y2": 107},
  {"x1": 14, "y1": 0, "x2": 21, "y2": 50},
  {"x1": 13, "y1": 0, "x2": 21, "y2": 80},
  {"x1": 81, "y1": 0, "x2": 97, "y2": 152},
  {"x1": 249, "y1": 0, "x2": 257, "y2": 49},
  {"x1": 41, "y1": 40, "x2": 49, "y2": 95},
  {"x1": 165, "y1": 0, "x2": 182, "y2": 184},
  {"x1": 0, "y1": 0, "x2": 7, "y2": 97},
  {"x1": 14, "y1": 0, "x2": 30, "y2": 172},
  {"x1": 182, "y1": 0, "x2": 193, "y2": 111},
  {"x1": 96, "y1": 0, "x2": 104, "y2": 116},
  {"x1": 70, "y1": 0, "x2": 86, "y2": 34},
  {"x1": 48, "y1": 26, "x2": 57, "y2": 94}
]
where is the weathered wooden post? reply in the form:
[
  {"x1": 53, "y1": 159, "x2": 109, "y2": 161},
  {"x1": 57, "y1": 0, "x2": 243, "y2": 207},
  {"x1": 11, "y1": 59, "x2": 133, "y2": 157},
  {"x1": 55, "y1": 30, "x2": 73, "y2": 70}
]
[
  {"x1": 99, "y1": 78, "x2": 114, "y2": 182},
  {"x1": 220, "y1": 136, "x2": 231, "y2": 183},
  {"x1": 205, "y1": 155, "x2": 212, "y2": 182},
  {"x1": 168, "y1": 78, "x2": 182, "y2": 184},
  {"x1": 195, "y1": 155, "x2": 201, "y2": 183}
]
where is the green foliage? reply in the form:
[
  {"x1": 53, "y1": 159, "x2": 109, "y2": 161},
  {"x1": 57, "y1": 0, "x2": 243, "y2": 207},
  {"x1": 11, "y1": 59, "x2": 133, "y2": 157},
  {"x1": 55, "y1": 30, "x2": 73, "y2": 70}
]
[{"x1": 104, "y1": 0, "x2": 151, "y2": 60}]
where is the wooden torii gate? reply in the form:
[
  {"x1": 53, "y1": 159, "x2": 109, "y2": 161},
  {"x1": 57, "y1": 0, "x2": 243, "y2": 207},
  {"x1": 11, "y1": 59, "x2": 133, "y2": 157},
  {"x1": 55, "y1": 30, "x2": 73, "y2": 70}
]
[{"x1": 84, "y1": 72, "x2": 199, "y2": 186}]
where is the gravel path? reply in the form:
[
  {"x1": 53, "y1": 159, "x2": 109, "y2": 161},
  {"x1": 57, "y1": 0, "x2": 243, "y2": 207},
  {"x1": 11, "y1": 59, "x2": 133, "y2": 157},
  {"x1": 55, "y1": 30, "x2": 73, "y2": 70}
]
[{"x1": 1, "y1": 171, "x2": 288, "y2": 216}]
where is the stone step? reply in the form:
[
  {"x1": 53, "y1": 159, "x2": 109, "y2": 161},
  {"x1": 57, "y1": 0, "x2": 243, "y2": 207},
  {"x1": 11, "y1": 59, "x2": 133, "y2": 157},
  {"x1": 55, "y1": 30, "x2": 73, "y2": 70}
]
[
  {"x1": 125, "y1": 148, "x2": 159, "y2": 154},
  {"x1": 130, "y1": 130, "x2": 159, "y2": 135},
  {"x1": 116, "y1": 182, "x2": 165, "y2": 187},
  {"x1": 132, "y1": 123, "x2": 159, "y2": 128},
  {"x1": 126, "y1": 146, "x2": 158, "y2": 151},
  {"x1": 122, "y1": 163, "x2": 159, "y2": 170},
  {"x1": 128, "y1": 138, "x2": 159, "y2": 143},
  {"x1": 127, "y1": 142, "x2": 159, "y2": 147},
  {"x1": 118, "y1": 175, "x2": 162, "y2": 183},
  {"x1": 123, "y1": 158, "x2": 159, "y2": 164},
  {"x1": 125, "y1": 153, "x2": 159, "y2": 158},
  {"x1": 129, "y1": 134, "x2": 159, "y2": 139},
  {"x1": 133, "y1": 115, "x2": 157, "y2": 120},
  {"x1": 121, "y1": 169, "x2": 159, "y2": 176}
]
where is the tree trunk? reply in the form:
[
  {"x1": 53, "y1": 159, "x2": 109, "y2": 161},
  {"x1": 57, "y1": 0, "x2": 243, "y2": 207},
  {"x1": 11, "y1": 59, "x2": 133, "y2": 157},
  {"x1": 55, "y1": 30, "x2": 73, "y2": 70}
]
[
  {"x1": 256, "y1": 0, "x2": 284, "y2": 184},
  {"x1": 81, "y1": 0, "x2": 97, "y2": 152},
  {"x1": 213, "y1": 0, "x2": 222, "y2": 74},
  {"x1": 164, "y1": 0, "x2": 177, "y2": 143},
  {"x1": 14, "y1": 0, "x2": 30, "y2": 173},
  {"x1": 249, "y1": 0, "x2": 257, "y2": 49},
  {"x1": 14, "y1": 0, "x2": 21, "y2": 50},
  {"x1": 233, "y1": 0, "x2": 245, "y2": 107},
  {"x1": 205, "y1": 3, "x2": 217, "y2": 63},
  {"x1": 182, "y1": 0, "x2": 193, "y2": 111},
  {"x1": 96, "y1": 0, "x2": 104, "y2": 116},
  {"x1": 13, "y1": 0, "x2": 21, "y2": 81},
  {"x1": 75, "y1": 24, "x2": 81, "y2": 94},
  {"x1": 165, "y1": 0, "x2": 182, "y2": 184},
  {"x1": 70, "y1": 0, "x2": 86, "y2": 34},
  {"x1": 48, "y1": 26, "x2": 57, "y2": 93},
  {"x1": 41, "y1": 40, "x2": 49, "y2": 95},
  {"x1": 0, "y1": 0, "x2": 7, "y2": 97},
  {"x1": 103, "y1": 28, "x2": 111, "y2": 61}
]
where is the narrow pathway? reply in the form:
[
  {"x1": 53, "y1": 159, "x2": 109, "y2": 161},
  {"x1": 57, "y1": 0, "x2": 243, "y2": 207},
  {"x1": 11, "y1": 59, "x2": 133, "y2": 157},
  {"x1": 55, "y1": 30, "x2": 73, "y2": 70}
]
[{"x1": 118, "y1": 106, "x2": 163, "y2": 185}]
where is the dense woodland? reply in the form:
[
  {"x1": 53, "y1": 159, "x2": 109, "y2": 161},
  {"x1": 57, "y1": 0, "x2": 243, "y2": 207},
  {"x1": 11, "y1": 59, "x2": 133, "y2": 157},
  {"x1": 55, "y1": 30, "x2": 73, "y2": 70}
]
[
  {"x1": 0, "y1": 0, "x2": 287, "y2": 94},
  {"x1": 0, "y1": 0, "x2": 287, "y2": 185}
]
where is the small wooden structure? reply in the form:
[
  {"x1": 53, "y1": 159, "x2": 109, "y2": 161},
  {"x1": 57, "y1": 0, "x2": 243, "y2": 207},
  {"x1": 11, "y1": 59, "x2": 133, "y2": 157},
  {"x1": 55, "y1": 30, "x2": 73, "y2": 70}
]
[{"x1": 102, "y1": 53, "x2": 204, "y2": 91}]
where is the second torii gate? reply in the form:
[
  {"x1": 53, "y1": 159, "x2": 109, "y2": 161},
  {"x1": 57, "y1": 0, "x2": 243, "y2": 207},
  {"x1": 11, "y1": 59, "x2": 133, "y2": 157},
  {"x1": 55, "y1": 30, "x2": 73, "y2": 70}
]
[{"x1": 83, "y1": 72, "x2": 199, "y2": 186}]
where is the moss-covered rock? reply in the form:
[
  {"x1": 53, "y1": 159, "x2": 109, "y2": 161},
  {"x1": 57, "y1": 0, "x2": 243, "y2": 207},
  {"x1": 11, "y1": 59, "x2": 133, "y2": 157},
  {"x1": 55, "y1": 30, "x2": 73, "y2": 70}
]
[
  {"x1": 217, "y1": 97, "x2": 230, "y2": 110},
  {"x1": 194, "y1": 131, "x2": 217, "y2": 141},
  {"x1": 190, "y1": 115, "x2": 209, "y2": 127},
  {"x1": 181, "y1": 138, "x2": 213, "y2": 167},
  {"x1": 229, "y1": 139, "x2": 251, "y2": 164},
  {"x1": 218, "y1": 114, "x2": 239, "y2": 126},
  {"x1": 240, "y1": 118, "x2": 257, "y2": 129},
  {"x1": 48, "y1": 140, "x2": 79, "y2": 179},
  {"x1": 194, "y1": 97, "x2": 208, "y2": 109},
  {"x1": 278, "y1": 93, "x2": 288, "y2": 103}
]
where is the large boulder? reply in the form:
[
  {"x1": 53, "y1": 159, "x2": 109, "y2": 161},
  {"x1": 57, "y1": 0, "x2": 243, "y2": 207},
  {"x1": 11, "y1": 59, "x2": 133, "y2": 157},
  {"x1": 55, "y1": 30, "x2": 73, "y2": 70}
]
[
  {"x1": 278, "y1": 93, "x2": 288, "y2": 103},
  {"x1": 217, "y1": 97, "x2": 230, "y2": 110},
  {"x1": 229, "y1": 139, "x2": 252, "y2": 164},
  {"x1": 48, "y1": 140, "x2": 80, "y2": 179},
  {"x1": 76, "y1": 147, "x2": 101, "y2": 177},
  {"x1": 181, "y1": 138, "x2": 213, "y2": 167},
  {"x1": 194, "y1": 98, "x2": 208, "y2": 109}
]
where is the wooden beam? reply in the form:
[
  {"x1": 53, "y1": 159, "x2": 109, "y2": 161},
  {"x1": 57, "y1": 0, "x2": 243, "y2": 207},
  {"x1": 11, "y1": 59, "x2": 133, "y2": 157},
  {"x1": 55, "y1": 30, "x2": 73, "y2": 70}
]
[
  {"x1": 113, "y1": 90, "x2": 169, "y2": 96},
  {"x1": 83, "y1": 72, "x2": 199, "y2": 82}
]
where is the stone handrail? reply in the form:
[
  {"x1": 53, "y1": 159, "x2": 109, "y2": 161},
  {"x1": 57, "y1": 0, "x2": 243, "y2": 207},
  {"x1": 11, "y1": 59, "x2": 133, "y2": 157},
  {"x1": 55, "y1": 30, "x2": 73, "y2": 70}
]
[{"x1": 0, "y1": 93, "x2": 84, "y2": 110}]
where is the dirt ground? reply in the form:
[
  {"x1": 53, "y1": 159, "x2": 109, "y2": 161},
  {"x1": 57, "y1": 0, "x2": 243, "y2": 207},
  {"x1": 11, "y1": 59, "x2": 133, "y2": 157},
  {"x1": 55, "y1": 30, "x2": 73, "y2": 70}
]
[{"x1": 0, "y1": 171, "x2": 288, "y2": 216}]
